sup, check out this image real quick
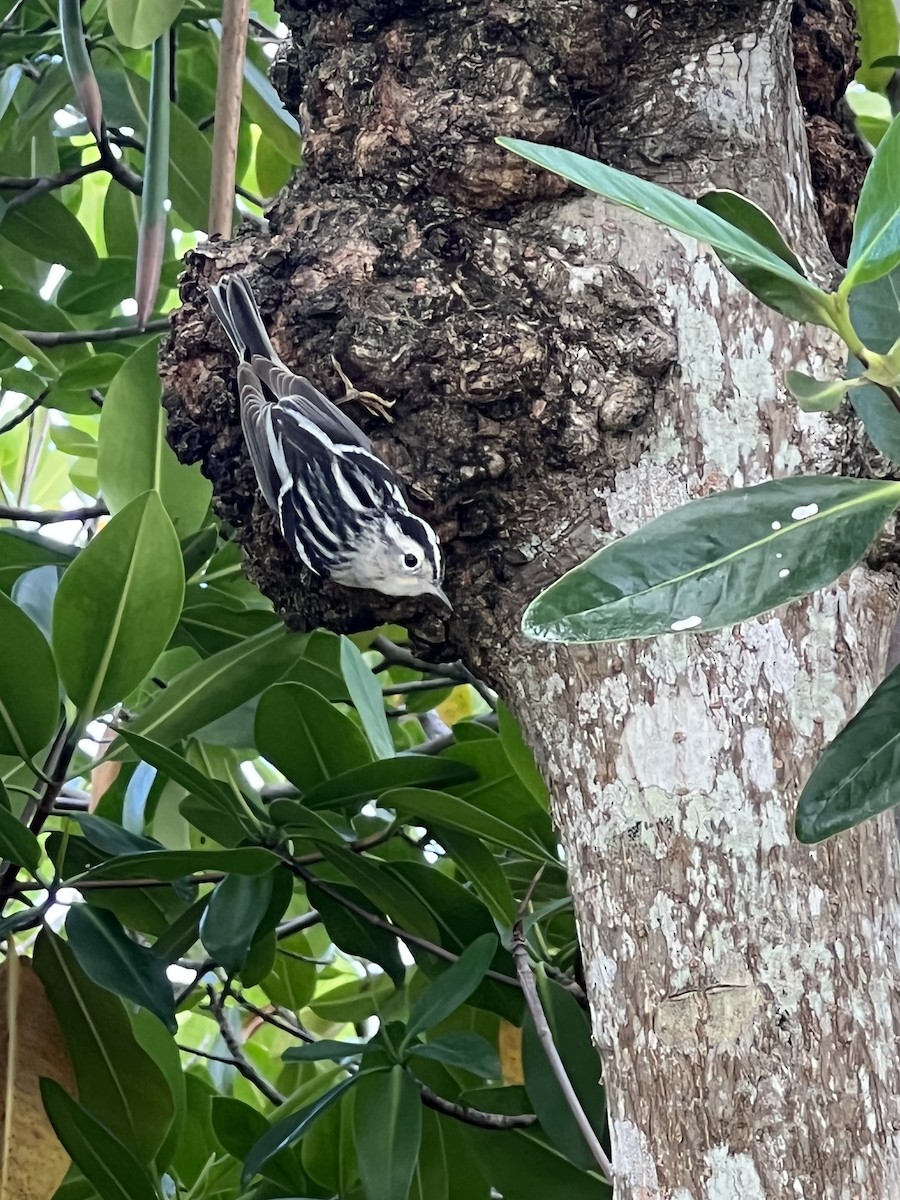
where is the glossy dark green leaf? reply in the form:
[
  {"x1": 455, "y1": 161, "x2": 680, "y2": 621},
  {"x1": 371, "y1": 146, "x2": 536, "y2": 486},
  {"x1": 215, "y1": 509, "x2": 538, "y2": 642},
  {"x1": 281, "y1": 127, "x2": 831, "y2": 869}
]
[
  {"x1": 846, "y1": 266, "x2": 900, "y2": 460},
  {"x1": 242, "y1": 1075, "x2": 357, "y2": 1184},
  {"x1": 33, "y1": 931, "x2": 175, "y2": 1164},
  {"x1": 384, "y1": 787, "x2": 555, "y2": 860},
  {"x1": 200, "y1": 871, "x2": 274, "y2": 976},
  {"x1": 405, "y1": 934, "x2": 498, "y2": 1042},
  {"x1": 314, "y1": 844, "x2": 442, "y2": 942},
  {"x1": 115, "y1": 728, "x2": 251, "y2": 821},
  {"x1": 120, "y1": 624, "x2": 301, "y2": 745},
  {"x1": 0, "y1": 801, "x2": 40, "y2": 871},
  {"x1": 0, "y1": 319, "x2": 58, "y2": 375},
  {"x1": 0, "y1": 192, "x2": 99, "y2": 272},
  {"x1": 260, "y1": 934, "x2": 317, "y2": 1012},
  {"x1": 695, "y1": 189, "x2": 823, "y2": 323},
  {"x1": 796, "y1": 663, "x2": 900, "y2": 840},
  {"x1": 256, "y1": 681, "x2": 374, "y2": 792},
  {"x1": 523, "y1": 476, "x2": 900, "y2": 642},
  {"x1": 495, "y1": 701, "x2": 548, "y2": 808},
  {"x1": 409, "y1": 1032, "x2": 501, "y2": 1080},
  {"x1": 76, "y1": 846, "x2": 279, "y2": 882},
  {"x1": 467, "y1": 1127, "x2": 609, "y2": 1200},
  {"x1": 57, "y1": 258, "x2": 134, "y2": 315},
  {"x1": 70, "y1": 813, "x2": 161, "y2": 857},
  {"x1": 784, "y1": 370, "x2": 852, "y2": 412},
  {"x1": 0, "y1": 588, "x2": 59, "y2": 759},
  {"x1": 0, "y1": 530, "x2": 75, "y2": 594},
  {"x1": 845, "y1": 112, "x2": 900, "y2": 290},
  {"x1": 436, "y1": 831, "x2": 518, "y2": 925},
  {"x1": 354, "y1": 1067, "x2": 422, "y2": 1200},
  {"x1": 52, "y1": 491, "x2": 184, "y2": 717},
  {"x1": 211, "y1": 1095, "x2": 307, "y2": 1193},
  {"x1": 307, "y1": 879, "x2": 405, "y2": 985},
  {"x1": 340, "y1": 637, "x2": 394, "y2": 758},
  {"x1": 174, "y1": 603, "x2": 280, "y2": 655},
  {"x1": 40, "y1": 1081, "x2": 159, "y2": 1200},
  {"x1": 66, "y1": 904, "x2": 175, "y2": 1031},
  {"x1": 283, "y1": 1040, "x2": 368, "y2": 1062},
  {"x1": 497, "y1": 138, "x2": 833, "y2": 327},
  {"x1": 302, "y1": 753, "x2": 478, "y2": 810},
  {"x1": 522, "y1": 974, "x2": 606, "y2": 1172},
  {"x1": 108, "y1": 0, "x2": 187, "y2": 48}
]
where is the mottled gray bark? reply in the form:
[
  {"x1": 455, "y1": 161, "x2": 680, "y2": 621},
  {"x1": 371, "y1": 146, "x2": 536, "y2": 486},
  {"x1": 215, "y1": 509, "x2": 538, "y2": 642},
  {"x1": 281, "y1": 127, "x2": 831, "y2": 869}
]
[{"x1": 162, "y1": 0, "x2": 900, "y2": 1194}]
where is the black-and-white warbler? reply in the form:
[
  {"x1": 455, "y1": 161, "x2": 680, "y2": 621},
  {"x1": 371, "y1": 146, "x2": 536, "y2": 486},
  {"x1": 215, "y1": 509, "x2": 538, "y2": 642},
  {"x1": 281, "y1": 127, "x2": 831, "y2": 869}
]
[{"x1": 209, "y1": 275, "x2": 449, "y2": 606}]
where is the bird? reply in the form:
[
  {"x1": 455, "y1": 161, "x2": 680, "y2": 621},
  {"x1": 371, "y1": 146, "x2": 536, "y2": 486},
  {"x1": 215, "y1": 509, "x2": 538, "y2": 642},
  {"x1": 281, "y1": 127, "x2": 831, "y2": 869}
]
[{"x1": 208, "y1": 274, "x2": 450, "y2": 607}]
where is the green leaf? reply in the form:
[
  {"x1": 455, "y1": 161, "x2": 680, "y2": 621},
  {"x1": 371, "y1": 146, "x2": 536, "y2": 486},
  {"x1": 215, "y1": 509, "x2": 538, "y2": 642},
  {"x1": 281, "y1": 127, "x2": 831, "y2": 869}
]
[
  {"x1": 0, "y1": 588, "x2": 59, "y2": 759},
  {"x1": 313, "y1": 843, "x2": 442, "y2": 943},
  {"x1": 496, "y1": 138, "x2": 834, "y2": 327},
  {"x1": 0, "y1": 530, "x2": 75, "y2": 594},
  {"x1": 57, "y1": 258, "x2": 135, "y2": 315},
  {"x1": 409, "y1": 1032, "x2": 501, "y2": 1080},
  {"x1": 241, "y1": 1075, "x2": 357, "y2": 1184},
  {"x1": 522, "y1": 476, "x2": 900, "y2": 642},
  {"x1": 65, "y1": 904, "x2": 176, "y2": 1031},
  {"x1": 200, "y1": 871, "x2": 274, "y2": 976},
  {"x1": 795, "y1": 663, "x2": 900, "y2": 840},
  {"x1": 384, "y1": 787, "x2": 555, "y2": 860},
  {"x1": 52, "y1": 491, "x2": 185, "y2": 717},
  {"x1": 784, "y1": 370, "x2": 856, "y2": 412},
  {"x1": 0, "y1": 319, "x2": 59, "y2": 377},
  {"x1": 340, "y1": 637, "x2": 394, "y2": 759},
  {"x1": 695, "y1": 189, "x2": 821, "y2": 322},
  {"x1": 846, "y1": 265, "x2": 900, "y2": 459},
  {"x1": 354, "y1": 1067, "x2": 422, "y2": 1200},
  {"x1": 97, "y1": 339, "x2": 211, "y2": 533},
  {"x1": 116, "y1": 728, "x2": 250, "y2": 820},
  {"x1": 302, "y1": 753, "x2": 478, "y2": 810},
  {"x1": 467, "y1": 1128, "x2": 609, "y2": 1200},
  {"x1": 307, "y1": 879, "x2": 406, "y2": 985},
  {"x1": 521, "y1": 974, "x2": 606, "y2": 1172},
  {"x1": 405, "y1": 934, "x2": 498, "y2": 1042},
  {"x1": 0, "y1": 192, "x2": 99, "y2": 272},
  {"x1": 76, "y1": 846, "x2": 279, "y2": 882},
  {"x1": 282, "y1": 1040, "x2": 368, "y2": 1063},
  {"x1": 33, "y1": 931, "x2": 176, "y2": 1164},
  {"x1": 255, "y1": 681, "x2": 374, "y2": 792},
  {"x1": 119, "y1": 624, "x2": 302, "y2": 746},
  {"x1": 0, "y1": 802, "x2": 41, "y2": 872},
  {"x1": 496, "y1": 701, "x2": 549, "y2": 809},
  {"x1": 108, "y1": 0, "x2": 187, "y2": 48},
  {"x1": 40, "y1": 1081, "x2": 159, "y2": 1200},
  {"x1": 174, "y1": 603, "x2": 279, "y2": 655},
  {"x1": 857, "y1": 5, "x2": 900, "y2": 93},
  {"x1": 845, "y1": 112, "x2": 900, "y2": 291},
  {"x1": 209, "y1": 21, "x2": 301, "y2": 164}
]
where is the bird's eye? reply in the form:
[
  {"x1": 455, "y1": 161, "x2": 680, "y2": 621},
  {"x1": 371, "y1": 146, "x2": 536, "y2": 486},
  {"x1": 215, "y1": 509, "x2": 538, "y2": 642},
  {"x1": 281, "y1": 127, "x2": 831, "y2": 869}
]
[{"x1": 403, "y1": 552, "x2": 420, "y2": 569}]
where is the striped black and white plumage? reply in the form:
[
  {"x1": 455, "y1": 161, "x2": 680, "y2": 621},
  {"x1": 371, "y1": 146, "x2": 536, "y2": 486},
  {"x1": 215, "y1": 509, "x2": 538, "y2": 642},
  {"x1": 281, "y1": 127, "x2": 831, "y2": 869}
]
[{"x1": 208, "y1": 275, "x2": 449, "y2": 606}]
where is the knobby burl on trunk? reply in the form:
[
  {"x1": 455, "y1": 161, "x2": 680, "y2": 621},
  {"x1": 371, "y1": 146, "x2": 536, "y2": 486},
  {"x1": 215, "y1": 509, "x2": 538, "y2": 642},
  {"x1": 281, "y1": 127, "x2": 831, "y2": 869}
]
[{"x1": 161, "y1": 1, "x2": 900, "y2": 1195}]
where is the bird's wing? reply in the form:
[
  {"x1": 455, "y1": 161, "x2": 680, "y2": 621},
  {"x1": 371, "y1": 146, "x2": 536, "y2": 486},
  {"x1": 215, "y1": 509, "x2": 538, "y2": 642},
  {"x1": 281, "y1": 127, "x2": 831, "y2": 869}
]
[
  {"x1": 237, "y1": 363, "x2": 284, "y2": 511},
  {"x1": 251, "y1": 355, "x2": 373, "y2": 452}
]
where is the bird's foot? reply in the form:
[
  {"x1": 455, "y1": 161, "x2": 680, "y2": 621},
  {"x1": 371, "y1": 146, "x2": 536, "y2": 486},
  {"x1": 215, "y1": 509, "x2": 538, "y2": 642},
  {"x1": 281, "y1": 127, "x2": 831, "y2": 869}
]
[{"x1": 330, "y1": 355, "x2": 395, "y2": 422}]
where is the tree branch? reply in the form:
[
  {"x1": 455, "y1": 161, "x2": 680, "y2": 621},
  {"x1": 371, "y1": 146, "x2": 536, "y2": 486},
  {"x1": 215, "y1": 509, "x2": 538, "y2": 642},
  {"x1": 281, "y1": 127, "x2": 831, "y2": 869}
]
[
  {"x1": 372, "y1": 634, "x2": 496, "y2": 707},
  {"x1": 20, "y1": 321, "x2": 169, "y2": 346},
  {"x1": 512, "y1": 873, "x2": 613, "y2": 1185},
  {"x1": 0, "y1": 390, "x2": 48, "y2": 437},
  {"x1": 419, "y1": 1084, "x2": 537, "y2": 1129},
  {"x1": 205, "y1": 984, "x2": 285, "y2": 1106},
  {"x1": 0, "y1": 503, "x2": 107, "y2": 524},
  {"x1": 290, "y1": 863, "x2": 520, "y2": 989}
]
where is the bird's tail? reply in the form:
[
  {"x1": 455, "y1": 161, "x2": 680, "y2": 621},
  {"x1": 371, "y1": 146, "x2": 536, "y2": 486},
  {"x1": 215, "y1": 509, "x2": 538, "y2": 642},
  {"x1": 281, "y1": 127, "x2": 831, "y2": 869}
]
[{"x1": 208, "y1": 274, "x2": 280, "y2": 364}]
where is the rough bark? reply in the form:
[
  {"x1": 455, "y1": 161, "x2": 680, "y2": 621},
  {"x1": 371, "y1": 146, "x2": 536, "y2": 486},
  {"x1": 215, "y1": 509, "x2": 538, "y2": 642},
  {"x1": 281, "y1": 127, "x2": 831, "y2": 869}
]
[{"x1": 161, "y1": 0, "x2": 900, "y2": 1195}]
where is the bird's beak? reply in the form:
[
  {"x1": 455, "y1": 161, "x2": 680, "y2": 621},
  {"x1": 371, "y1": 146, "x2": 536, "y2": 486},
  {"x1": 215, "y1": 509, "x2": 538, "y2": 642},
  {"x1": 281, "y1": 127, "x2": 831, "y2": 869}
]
[{"x1": 431, "y1": 584, "x2": 453, "y2": 611}]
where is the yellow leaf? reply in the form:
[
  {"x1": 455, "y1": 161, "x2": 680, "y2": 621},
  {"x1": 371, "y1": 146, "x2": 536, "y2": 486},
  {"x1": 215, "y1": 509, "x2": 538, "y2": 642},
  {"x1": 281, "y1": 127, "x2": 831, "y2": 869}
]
[
  {"x1": 0, "y1": 954, "x2": 76, "y2": 1200},
  {"x1": 499, "y1": 1019, "x2": 524, "y2": 1085},
  {"x1": 436, "y1": 684, "x2": 480, "y2": 727}
]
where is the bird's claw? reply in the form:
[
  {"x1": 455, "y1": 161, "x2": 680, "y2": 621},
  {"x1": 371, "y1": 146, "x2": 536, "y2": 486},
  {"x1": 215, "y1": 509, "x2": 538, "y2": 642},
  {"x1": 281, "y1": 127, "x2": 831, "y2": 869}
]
[{"x1": 331, "y1": 354, "x2": 395, "y2": 422}]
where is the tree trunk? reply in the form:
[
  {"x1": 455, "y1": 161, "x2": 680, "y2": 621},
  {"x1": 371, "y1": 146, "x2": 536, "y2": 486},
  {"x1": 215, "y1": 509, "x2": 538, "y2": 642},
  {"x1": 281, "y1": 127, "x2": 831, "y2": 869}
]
[{"x1": 162, "y1": 0, "x2": 900, "y2": 1194}]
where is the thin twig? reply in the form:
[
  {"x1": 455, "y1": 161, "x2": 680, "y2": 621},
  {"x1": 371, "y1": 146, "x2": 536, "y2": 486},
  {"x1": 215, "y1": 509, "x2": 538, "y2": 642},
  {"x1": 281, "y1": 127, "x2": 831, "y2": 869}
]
[
  {"x1": 20, "y1": 320, "x2": 169, "y2": 347},
  {"x1": 206, "y1": 984, "x2": 285, "y2": 1106},
  {"x1": 290, "y1": 863, "x2": 520, "y2": 989},
  {"x1": 0, "y1": 503, "x2": 107, "y2": 524},
  {"x1": 410, "y1": 713, "x2": 499, "y2": 756},
  {"x1": 177, "y1": 1040, "x2": 285, "y2": 1105},
  {"x1": 0, "y1": 390, "x2": 47, "y2": 437},
  {"x1": 419, "y1": 1084, "x2": 537, "y2": 1129},
  {"x1": 372, "y1": 635, "x2": 496, "y2": 707},
  {"x1": 512, "y1": 871, "x2": 613, "y2": 1185},
  {"x1": 230, "y1": 990, "x2": 314, "y2": 1040}
]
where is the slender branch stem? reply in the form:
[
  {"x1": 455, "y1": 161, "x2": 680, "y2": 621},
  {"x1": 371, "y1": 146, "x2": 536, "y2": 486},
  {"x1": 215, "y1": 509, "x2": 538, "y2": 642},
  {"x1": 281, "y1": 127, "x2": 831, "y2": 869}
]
[
  {"x1": 0, "y1": 503, "x2": 107, "y2": 524},
  {"x1": 20, "y1": 321, "x2": 169, "y2": 347},
  {"x1": 512, "y1": 873, "x2": 613, "y2": 1185},
  {"x1": 0, "y1": 390, "x2": 47, "y2": 437},
  {"x1": 289, "y1": 863, "x2": 520, "y2": 989},
  {"x1": 372, "y1": 635, "x2": 496, "y2": 707},
  {"x1": 206, "y1": 984, "x2": 285, "y2": 1106},
  {"x1": 419, "y1": 1084, "x2": 537, "y2": 1129},
  {"x1": 230, "y1": 990, "x2": 314, "y2": 1040}
]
